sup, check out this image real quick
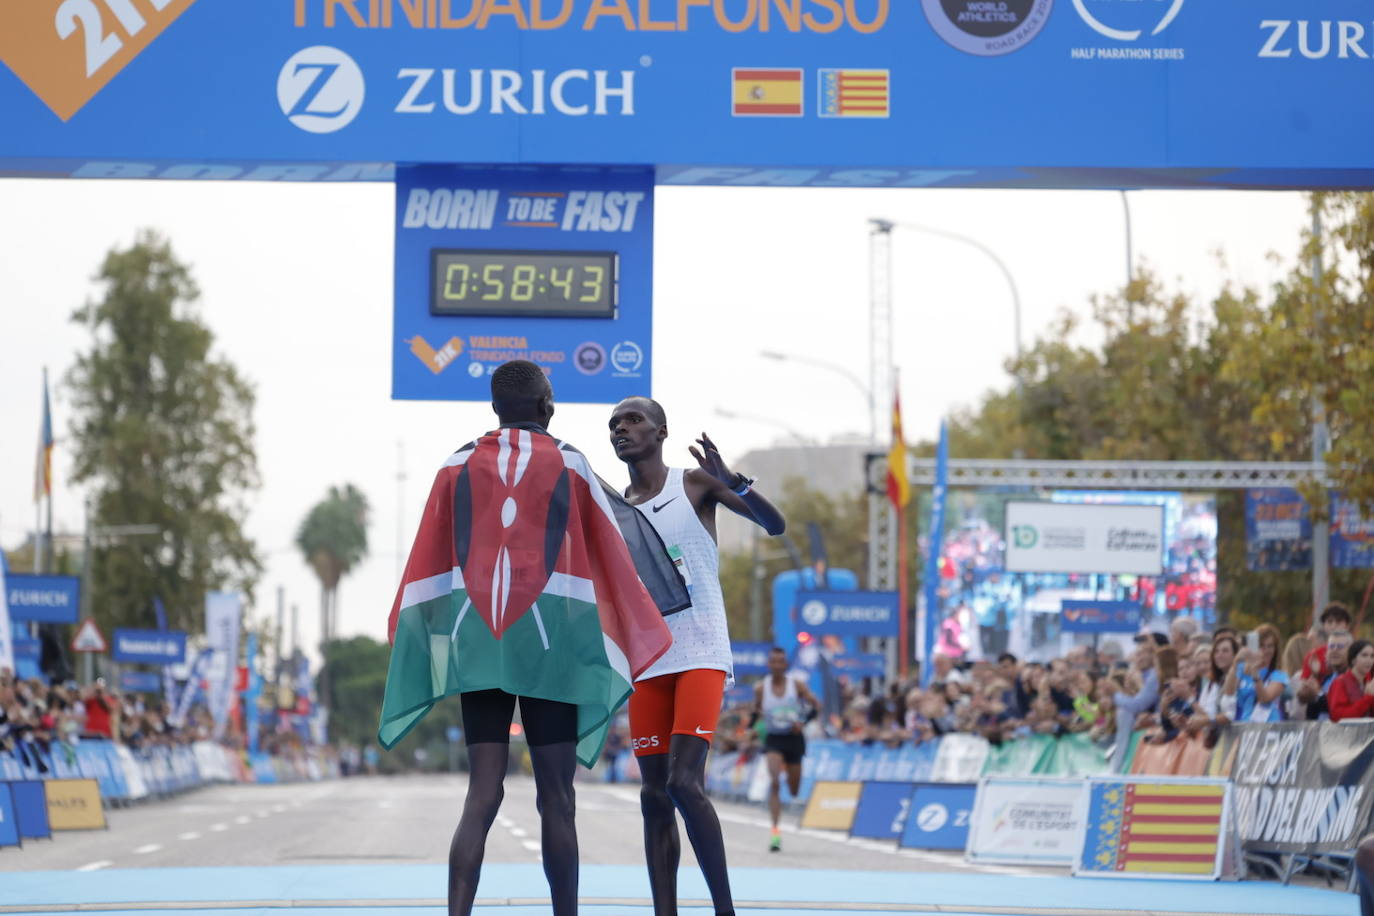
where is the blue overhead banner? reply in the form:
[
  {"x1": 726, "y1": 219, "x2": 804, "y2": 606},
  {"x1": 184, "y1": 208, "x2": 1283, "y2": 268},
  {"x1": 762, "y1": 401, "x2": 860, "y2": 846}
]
[
  {"x1": 5, "y1": 574, "x2": 80, "y2": 624},
  {"x1": 795, "y1": 590, "x2": 899, "y2": 637},
  {"x1": 1, "y1": 2, "x2": 1374, "y2": 188},
  {"x1": 112, "y1": 629, "x2": 188, "y2": 665},
  {"x1": 1060, "y1": 600, "x2": 1141, "y2": 634},
  {"x1": 393, "y1": 165, "x2": 653, "y2": 403},
  {"x1": 1245, "y1": 488, "x2": 1313, "y2": 571}
]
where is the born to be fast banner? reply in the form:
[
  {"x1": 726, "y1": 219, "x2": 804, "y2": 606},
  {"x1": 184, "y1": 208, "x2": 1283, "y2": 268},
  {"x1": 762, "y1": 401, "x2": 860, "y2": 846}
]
[{"x1": 1222, "y1": 721, "x2": 1374, "y2": 855}]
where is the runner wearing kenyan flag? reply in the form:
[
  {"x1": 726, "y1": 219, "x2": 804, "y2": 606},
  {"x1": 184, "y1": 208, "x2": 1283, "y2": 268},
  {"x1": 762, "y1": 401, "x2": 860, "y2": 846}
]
[
  {"x1": 610, "y1": 396, "x2": 786, "y2": 916},
  {"x1": 380, "y1": 362, "x2": 683, "y2": 916}
]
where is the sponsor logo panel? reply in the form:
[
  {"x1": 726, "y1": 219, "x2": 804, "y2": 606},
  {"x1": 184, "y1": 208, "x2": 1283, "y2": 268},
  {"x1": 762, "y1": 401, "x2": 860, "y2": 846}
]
[
  {"x1": 922, "y1": 0, "x2": 1054, "y2": 57},
  {"x1": 1068, "y1": 0, "x2": 1187, "y2": 61}
]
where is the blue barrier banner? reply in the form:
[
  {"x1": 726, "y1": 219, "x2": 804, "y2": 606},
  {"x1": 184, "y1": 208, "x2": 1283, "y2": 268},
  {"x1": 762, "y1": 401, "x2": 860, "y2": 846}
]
[
  {"x1": 797, "y1": 740, "x2": 857, "y2": 802},
  {"x1": 850, "y1": 781, "x2": 915, "y2": 840},
  {"x1": 5, "y1": 574, "x2": 80, "y2": 624},
  {"x1": 0, "y1": 784, "x2": 19, "y2": 848},
  {"x1": 120, "y1": 671, "x2": 165, "y2": 694},
  {"x1": 113, "y1": 629, "x2": 188, "y2": 665},
  {"x1": 393, "y1": 164, "x2": 653, "y2": 403},
  {"x1": 250, "y1": 753, "x2": 279, "y2": 784},
  {"x1": 8, "y1": 781, "x2": 51, "y2": 839},
  {"x1": 900, "y1": 783, "x2": 976, "y2": 851},
  {"x1": 831, "y1": 652, "x2": 887, "y2": 680},
  {"x1": 731, "y1": 641, "x2": 772, "y2": 677},
  {"x1": 796, "y1": 590, "x2": 900, "y2": 637},
  {"x1": 1060, "y1": 600, "x2": 1141, "y2": 634}
]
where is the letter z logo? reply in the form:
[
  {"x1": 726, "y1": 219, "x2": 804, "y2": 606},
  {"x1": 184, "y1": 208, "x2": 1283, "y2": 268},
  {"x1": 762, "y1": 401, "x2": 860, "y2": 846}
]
[{"x1": 278, "y1": 46, "x2": 365, "y2": 134}]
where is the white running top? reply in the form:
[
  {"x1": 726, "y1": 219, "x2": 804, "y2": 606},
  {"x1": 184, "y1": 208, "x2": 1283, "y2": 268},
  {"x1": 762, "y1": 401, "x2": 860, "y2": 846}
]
[
  {"x1": 761, "y1": 675, "x2": 804, "y2": 734},
  {"x1": 632, "y1": 468, "x2": 733, "y2": 685}
]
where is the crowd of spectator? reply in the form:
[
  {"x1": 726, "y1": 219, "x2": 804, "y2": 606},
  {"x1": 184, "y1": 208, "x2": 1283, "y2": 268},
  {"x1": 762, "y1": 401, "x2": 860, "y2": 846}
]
[
  {"x1": 0, "y1": 670, "x2": 218, "y2": 773},
  {"x1": 710, "y1": 602, "x2": 1374, "y2": 770}
]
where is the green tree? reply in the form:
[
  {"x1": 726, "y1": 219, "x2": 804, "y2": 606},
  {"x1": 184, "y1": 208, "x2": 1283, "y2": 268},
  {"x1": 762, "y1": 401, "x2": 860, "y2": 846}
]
[
  {"x1": 66, "y1": 230, "x2": 261, "y2": 632},
  {"x1": 296, "y1": 483, "x2": 370, "y2": 652},
  {"x1": 319, "y1": 634, "x2": 462, "y2": 771}
]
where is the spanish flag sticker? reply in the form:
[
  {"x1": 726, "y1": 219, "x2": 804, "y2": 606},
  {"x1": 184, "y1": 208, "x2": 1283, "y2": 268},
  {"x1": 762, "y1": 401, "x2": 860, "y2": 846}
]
[{"x1": 732, "y1": 68, "x2": 803, "y2": 117}]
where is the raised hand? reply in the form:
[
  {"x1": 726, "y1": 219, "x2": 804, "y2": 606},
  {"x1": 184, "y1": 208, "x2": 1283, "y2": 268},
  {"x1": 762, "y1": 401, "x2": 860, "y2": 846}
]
[{"x1": 688, "y1": 432, "x2": 735, "y2": 485}]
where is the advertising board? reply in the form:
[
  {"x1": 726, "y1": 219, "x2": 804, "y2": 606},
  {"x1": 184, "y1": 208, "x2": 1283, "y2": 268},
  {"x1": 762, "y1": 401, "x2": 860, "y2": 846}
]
[{"x1": 1005, "y1": 501, "x2": 1164, "y2": 576}]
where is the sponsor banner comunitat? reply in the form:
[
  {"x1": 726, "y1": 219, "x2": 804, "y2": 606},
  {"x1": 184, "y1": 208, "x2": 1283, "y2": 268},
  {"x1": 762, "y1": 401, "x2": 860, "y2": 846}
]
[
  {"x1": 800, "y1": 780, "x2": 862, "y2": 831},
  {"x1": 44, "y1": 779, "x2": 106, "y2": 831}
]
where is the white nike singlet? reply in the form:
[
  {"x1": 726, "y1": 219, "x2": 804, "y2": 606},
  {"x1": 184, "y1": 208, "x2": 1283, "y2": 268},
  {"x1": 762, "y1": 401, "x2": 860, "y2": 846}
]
[{"x1": 632, "y1": 468, "x2": 733, "y2": 685}]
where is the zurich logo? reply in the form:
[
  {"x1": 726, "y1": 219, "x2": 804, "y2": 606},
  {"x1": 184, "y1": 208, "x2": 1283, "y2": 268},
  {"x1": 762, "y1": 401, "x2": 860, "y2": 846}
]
[
  {"x1": 800, "y1": 600, "x2": 827, "y2": 627},
  {"x1": 1072, "y1": 0, "x2": 1184, "y2": 41},
  {"x1": 278, "y1": 46, "x2": 365, "y2": 133}
]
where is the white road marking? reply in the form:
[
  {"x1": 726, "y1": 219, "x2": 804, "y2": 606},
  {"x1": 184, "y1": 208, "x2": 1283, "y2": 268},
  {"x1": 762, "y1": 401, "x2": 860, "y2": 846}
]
[
  {"x1": 210, "y1": 823, "x2": 229, "y2": 832},
  {"x1": 133, "y1": 844, "x2": 162, "y2": 855},
  {"x1": 520, "y1": 840, "x2": 542, "y2": 851},
  {"x1": 509, "y1": 827, "x2": 528, "y2": 838},
  {"x1": 75, "y1": 860, "x2": 113, "y2": 872},
  {"x1": 178, "y1": 832, "x2": 201, "y2": 841},
  {"x1": 234, "y1": 815, "x2": 252, "y2": 825},
  {"x1": 271, "y1": 804, "x2": 288, "y2": 813}
]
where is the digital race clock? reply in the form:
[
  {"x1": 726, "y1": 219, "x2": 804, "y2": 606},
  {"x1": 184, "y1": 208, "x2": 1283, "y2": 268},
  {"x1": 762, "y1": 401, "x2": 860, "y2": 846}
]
[{"x1": 430, "y1": 249, "x2": 618, "y2": 318}]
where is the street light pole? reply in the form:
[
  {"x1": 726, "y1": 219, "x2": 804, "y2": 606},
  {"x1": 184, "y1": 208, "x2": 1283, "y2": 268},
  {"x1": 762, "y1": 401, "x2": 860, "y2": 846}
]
[
  {"x1": 759, "y1": 350, "x2": 875, "y2": 445},
  {"x1": 880, "y1": 219, "x2": 1024, "y2": 369}
]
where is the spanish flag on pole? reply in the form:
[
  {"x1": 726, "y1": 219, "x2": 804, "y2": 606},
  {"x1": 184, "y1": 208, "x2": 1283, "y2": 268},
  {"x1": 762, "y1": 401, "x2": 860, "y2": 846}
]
[
  {"x1": 885, "y1": 385, "x2": 909, "y2": 509},
  {"x1": 34, "y1": 368, "x2": 53, "y2": 503}
]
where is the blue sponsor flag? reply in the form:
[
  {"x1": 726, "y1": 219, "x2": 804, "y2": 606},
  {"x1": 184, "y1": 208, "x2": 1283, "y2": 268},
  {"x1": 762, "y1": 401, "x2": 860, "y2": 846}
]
[{"x1": 921, "y1": 422, "x2": 949, "y2": 687}]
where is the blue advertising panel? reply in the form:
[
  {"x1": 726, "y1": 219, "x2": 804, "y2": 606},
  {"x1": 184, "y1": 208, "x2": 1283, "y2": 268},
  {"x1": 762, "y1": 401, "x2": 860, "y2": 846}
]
[
  {"x1": 5, "y1": 574, "x2": 80, "y2": 623},
  {"x1": 0, "y1": 4, "x2": 1372, "y2": 189},
  {"x1": 9, "y1": 781, "x2": 51, "y2": 840},
  {"x1": 1331, "y1": 495, "x2": 1374, "y2": 569},
  {"x1": 830, "y1": 652, "x2": 887, "y2": 680},
  {"x1": 1245, "y1": 489, "x2": 1312, "y2": 571},
  {"x1": 899, "y1": 783, "x2": 976, "y2": 852},
  {"x1": 119, "y1": 670, "x2": 164, "y2": 693},
  {"x1": 0, "y1": 785, "x2": 19, "y2": 848},
  {"x1": 849, "y1": 781, "x2": 915, "y2": 840},
  {"x1": 112, "y1": 629, "x2": 188, "y2": 665},
  {"x1": 393, "y1": 165, "x2": 652, "y2": 403},
  {"x1": 731, "y1": 641, "x2": 772, "y2": 677},
  {"x1": 796, "y1": 590, "x2": 899, "y2": 637},
  {"x1": 1060, "y1": 600, "x2": 1141, "y2": 634}
]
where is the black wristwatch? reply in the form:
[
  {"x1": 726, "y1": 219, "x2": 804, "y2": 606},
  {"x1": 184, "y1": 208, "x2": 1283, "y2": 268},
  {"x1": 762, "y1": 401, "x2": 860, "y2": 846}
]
[{"x1": 729, "y1": 473, "x2": 755, "y2": 496}]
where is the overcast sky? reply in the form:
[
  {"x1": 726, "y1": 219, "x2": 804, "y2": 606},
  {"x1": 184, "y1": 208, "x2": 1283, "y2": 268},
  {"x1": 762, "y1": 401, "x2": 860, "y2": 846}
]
[{"x1": 0, "y1": 180, "x2": 1310, "y2": 660}]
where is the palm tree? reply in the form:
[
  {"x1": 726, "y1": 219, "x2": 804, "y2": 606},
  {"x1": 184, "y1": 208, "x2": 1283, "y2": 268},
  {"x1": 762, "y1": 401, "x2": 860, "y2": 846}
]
[{"x1": 296, "y1": 484, "x2": 370, "y2": 707}]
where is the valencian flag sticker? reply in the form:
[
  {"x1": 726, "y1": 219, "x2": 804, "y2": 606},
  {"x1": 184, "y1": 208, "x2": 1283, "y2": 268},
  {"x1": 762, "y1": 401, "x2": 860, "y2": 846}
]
[
  {"x1": 818, "y1": 69, "x2": 890, "y2": 118},
  {"x1": 732, "y1": 68, "x2": 803, "y2": 116},
  {"x1": 379, "y1": 426, "x2": 680, "y2": 766},
  {"x1": 1080, "y1": 780, "x2": 1229, "y2": 879}
]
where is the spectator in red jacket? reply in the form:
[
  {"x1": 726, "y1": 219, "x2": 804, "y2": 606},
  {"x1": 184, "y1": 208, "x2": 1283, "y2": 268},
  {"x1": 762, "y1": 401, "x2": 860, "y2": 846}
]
[
  {"x1": 1329, "y1": 640, "x2": 1374, "y2": 723},
  {"x1": 1302, "y1": 602, "x2": 1354, "y2": 681}
]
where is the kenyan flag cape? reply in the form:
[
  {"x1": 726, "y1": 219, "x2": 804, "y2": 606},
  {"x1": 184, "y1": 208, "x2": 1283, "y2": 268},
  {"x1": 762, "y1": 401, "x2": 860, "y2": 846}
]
[{"x1": 379, "y1": 424, "x2": 674, "y2": 766}]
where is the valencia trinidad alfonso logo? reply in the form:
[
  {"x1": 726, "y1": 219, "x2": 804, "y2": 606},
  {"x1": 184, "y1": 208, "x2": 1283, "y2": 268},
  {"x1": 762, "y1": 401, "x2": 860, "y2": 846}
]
[{"x1": 0, "y1": 0, "x2": 199, "y2": 121}]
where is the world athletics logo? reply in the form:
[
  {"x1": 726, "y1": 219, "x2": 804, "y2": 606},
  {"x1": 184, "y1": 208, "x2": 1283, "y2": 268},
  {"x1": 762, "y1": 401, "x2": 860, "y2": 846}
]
[{"x1": 922, "y1": 0, "x2": 1054, "y2": 56}]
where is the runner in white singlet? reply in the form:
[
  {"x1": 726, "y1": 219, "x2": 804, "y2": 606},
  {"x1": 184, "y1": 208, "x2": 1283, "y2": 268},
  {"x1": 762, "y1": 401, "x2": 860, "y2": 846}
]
[
  {"x1": 752, "y1": 646, "x2": 818, "y2": 852},
  {"x1": 610, "y1": 396, "x2": 786, "y2": 916}
]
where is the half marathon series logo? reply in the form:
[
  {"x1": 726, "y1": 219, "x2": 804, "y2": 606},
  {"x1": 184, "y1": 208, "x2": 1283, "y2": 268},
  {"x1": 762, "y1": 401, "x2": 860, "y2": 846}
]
[
  {"x1": 922, "y1": 0, "x2": 1053, "y2": 57},
  {"x1": 1069, "y1": 0, "x2": 1187, "y2": 61}
]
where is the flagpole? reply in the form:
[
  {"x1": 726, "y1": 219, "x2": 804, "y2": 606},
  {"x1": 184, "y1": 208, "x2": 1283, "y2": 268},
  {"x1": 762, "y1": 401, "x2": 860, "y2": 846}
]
[{"x1": 898, "y1": 502, "x2": 909, "y2": 681}]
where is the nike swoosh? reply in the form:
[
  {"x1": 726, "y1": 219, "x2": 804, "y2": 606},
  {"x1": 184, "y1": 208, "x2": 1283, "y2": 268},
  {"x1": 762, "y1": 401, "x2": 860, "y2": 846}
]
[
  {"x1": 695, "y1": 726, "x2": 713, "y2": 735},
  {"x1": 652, "y1": 497, "x2": 678, "y2": 513}
]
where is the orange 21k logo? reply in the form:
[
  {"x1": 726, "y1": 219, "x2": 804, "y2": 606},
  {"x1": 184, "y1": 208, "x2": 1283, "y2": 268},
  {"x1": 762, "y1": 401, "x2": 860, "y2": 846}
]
[{"x1": 0, "y1": 0, "x2": 198, "y2": 122}]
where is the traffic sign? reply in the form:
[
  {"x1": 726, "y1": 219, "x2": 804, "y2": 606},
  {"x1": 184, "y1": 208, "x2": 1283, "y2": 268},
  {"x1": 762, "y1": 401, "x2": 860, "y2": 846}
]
[{"x1": 70, "y1": 618, "x2": 107, "y2": 653}]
